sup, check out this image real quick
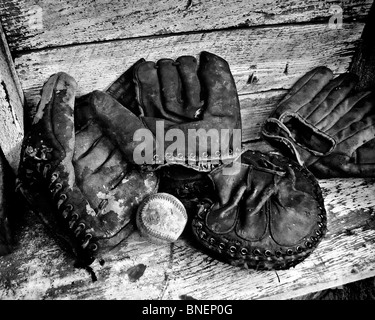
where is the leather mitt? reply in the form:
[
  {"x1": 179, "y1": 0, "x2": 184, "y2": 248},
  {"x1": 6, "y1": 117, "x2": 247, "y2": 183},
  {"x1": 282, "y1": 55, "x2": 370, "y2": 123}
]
[
  {"x1": 16, "y1": 72, "x2": 158, "y2": 266},
  {"x1": 107, "y1": 51, "x2": 242, "y2": 172},
  {"x1": 191, "y1": 150, "x2": 327, "y2": 270},
  {"x1": 262, "y1": 66, "x2": 375, "y2": 178}
]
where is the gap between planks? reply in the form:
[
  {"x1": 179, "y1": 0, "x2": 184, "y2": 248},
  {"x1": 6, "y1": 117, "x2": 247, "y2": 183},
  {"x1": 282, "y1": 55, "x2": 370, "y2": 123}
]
[{"x1": 0, "y1": 0, "x2": 372, "y2": 51}]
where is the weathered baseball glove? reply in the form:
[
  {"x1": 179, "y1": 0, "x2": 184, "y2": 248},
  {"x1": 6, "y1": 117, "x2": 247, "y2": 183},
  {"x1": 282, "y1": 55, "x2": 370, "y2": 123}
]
[
  {"x1": 128, "y1": 51, "x2": 242, "y2": 171},
  {"x1": 16, "y1": 72, "x2": 158, "y2": 267},
  {"x1": 106, "y1": 51, "x2": 243, "y2": 221},
  {"x1": 262, "y1": 66, "x2": 375, "y2": 178},
  {"x1": 191, "y1": 150, "x2": 327, "y2": 270}
]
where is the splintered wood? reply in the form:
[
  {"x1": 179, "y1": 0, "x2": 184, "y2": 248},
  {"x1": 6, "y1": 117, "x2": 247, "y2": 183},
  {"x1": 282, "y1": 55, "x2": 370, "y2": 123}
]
[
  {"x1": 0, "y1": 0, "x2": 372, "y2": 51},
  {"x1": 0, "y1": 178, "x2": 374, "y2": 300}
]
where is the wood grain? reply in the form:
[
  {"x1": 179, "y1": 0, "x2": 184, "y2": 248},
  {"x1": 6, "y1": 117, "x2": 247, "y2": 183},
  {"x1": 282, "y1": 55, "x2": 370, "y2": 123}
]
[
  {"x1": 14, "y1": 22, "x2": 364, "y2": 142},
  {"x1": 1, "y1": 178, "x2": 374, "y2": 300},
  {"x1": 0, "y1": 24, "x2": 24, "y2": 172},
  {"x1": 350, "y1": 2, "x2": 375, "y2": 91},
  {"x1": 0, "y1": 0, "x2": 372, "y2": 51}
]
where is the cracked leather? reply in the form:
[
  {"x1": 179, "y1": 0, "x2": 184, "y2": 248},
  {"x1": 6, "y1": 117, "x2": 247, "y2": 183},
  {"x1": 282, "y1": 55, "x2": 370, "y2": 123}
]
[{"x1": 191, "y1": 150, "x2": 327, "y2": 270}]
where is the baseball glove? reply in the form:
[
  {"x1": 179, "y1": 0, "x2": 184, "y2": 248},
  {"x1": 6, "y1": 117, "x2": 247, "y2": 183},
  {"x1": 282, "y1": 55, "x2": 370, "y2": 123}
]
[
  {"x1": 262, "y1": 66, "x2": 375, "y2": 178},
  {"x1": 16, "y1": 72, "x2": 159, "y2": 266},
  {"x1": 191, "y1": 150, "x2": 327, "y2": 270},
  {"x1": 110, "y1": 51, "x2": 243, "y2": 171}
]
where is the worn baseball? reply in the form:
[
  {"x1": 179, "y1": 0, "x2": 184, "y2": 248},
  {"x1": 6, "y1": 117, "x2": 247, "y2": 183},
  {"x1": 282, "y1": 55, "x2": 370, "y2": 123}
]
[{"x1": 136, "y1": 193, "x2": 188, "y2": 244}]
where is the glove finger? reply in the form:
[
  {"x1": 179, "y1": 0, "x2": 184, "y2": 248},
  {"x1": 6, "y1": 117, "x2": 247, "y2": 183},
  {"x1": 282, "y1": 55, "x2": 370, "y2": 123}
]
[
  {"x1": 80, "y1": 90, "x2": 154, "y2": 163},
  {"x1": 326, "y1": 92, "x2": 375, "y2": 136},
  {"x1": 73, "y1": 123, "x2": 115, "y2": 173},
  {"x1": 237, "y1": 169, "x2": 276, "y2": 240},
  {"x1": 305, "y1": 73, "x2": 358, "y2": 125},
  {"x1": 105, "y1": 58, "x2": 145, "y2": 116},
  {"x1": 33, "y1": 72, "x2": 77, "y2": 159},
  {"x1": 175, "y1": 55, "x2": 203, "y2": 119},
  {"x1": 157, "y1": 58, "x2": 184, "y2": 116},
  {"x1": 134, "y1": 61, "x2": 187, "y2": 123},
  {"x1": 73, "y1": 122, "x2": 158, "y2": 239},
  {"x1": 276, "y1": 66, "x2": 333, "y2": 116},
  {"x1": 198, "y1": 51, "x2": 240, "y2": 121},
  {"x1": 316, "y1": 90, "x2": 372, "y2": 132},
  {"x1": 333, "y1": 113, "x2": 375, "y2": 156},
  {"x1": 209, "y1": 161, "x2": 249, "y2": 206},
  {"x1": 134, "y1": 61, "x2": 161, "y2": 118},
  {"x1": 74, "y1": 124, "x2": 128, "y2": 197}
]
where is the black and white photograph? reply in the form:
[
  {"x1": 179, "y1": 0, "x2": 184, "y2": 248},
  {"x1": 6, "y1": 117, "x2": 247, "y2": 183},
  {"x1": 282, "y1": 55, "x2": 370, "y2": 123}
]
[{"x1": 0, "y1": 0, "x2": 375, "y2": 306}]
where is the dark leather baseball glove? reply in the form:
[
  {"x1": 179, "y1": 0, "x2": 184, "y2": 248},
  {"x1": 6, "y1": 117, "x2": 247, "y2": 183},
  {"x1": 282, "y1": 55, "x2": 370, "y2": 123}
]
[
  {"x1": 262, "y1": 66, "x2": 375, "y2": 178},
  {"x1": 107, "y1": 51, "x2": 242, "y2": 172},
  {"x1": 16, "y1": 72, "x2": 159, "y2": 267},
  {"x1": 191, "y1": 150, "x2": 327, "y2": 270}
]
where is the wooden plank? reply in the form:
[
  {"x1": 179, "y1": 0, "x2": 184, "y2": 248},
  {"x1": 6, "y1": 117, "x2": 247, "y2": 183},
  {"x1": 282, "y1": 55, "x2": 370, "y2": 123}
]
[
  {"x1": 14, "y1": 22, "x2": 364, "y2": 137},
  {"x1": 0, "y1": 178, "x2": 374, "y2": 300},
  {"x1": 240, "y1": 90, "x2": 286, "y2": 142},
  {"x1": 0, "y1": 24, "x2": 24, "y2": 172},
  {"x1": 0, "y1": 0, "x2": 372, "y2": 52}
]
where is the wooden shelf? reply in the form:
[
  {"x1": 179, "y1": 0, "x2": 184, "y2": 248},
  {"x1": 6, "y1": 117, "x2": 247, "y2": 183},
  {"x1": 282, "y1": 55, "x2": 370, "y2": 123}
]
[{"x1": 0, "y1": 178, "x2": 374, "y2": 300}]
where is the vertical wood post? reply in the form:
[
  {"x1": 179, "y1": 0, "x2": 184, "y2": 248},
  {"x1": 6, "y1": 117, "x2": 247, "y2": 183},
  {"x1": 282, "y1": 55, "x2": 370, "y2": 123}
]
[{"x1": 0, "y1": 23, "x2": 24, "y2": 172}]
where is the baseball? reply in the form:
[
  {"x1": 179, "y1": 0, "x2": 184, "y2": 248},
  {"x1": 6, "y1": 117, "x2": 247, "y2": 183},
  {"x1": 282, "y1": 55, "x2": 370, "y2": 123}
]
[{"x1": 136, "y1": 193, "x2": 188, "y2": 244}]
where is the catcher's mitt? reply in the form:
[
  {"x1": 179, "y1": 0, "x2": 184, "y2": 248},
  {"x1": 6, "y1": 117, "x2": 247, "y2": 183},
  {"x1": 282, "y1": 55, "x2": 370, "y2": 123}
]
[
  {"x1": 16, "y1": 72, "x2": 158, "y2": 266},
  {"x1": 191, "y1": 150, "x2": 327, "y2": 270},
  {"x1": 262, "y1": 66, "x2": 375, "y2": 178}
]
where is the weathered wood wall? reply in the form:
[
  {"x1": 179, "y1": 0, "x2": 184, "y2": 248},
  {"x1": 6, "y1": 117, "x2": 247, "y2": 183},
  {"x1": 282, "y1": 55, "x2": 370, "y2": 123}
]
[
  {"x1": 0, "y1": 0, "x2": 372, "y2": 51},
  {"x1": 0, "y1": 0, "x2": 373, "y2": 146},
  {"x1": 0, "y1": 25, "x2": 24, "y2": 171}
]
